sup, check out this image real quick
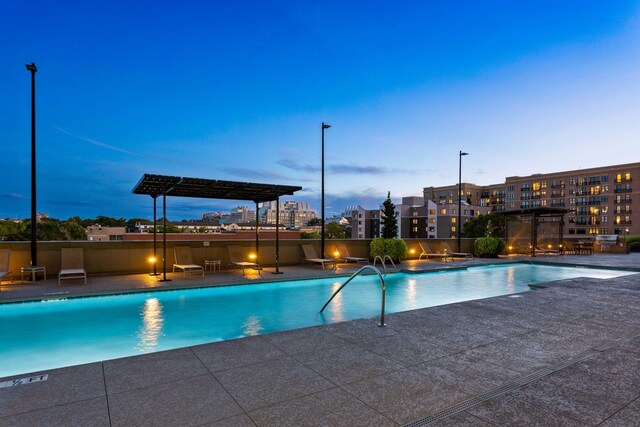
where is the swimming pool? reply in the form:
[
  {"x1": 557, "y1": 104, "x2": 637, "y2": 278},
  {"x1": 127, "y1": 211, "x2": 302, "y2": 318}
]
[{"x1": 0, "y1": 263, "x2": 635, "y2": 377}]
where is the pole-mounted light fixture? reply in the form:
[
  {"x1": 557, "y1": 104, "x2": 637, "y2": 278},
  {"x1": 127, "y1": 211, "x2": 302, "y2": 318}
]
[
  {"x1": 458, "y1": 151, "x2": 469, "y2": 253},
  {"x1": 321, "y1": 122, "x2": 331, "y2": 258}
]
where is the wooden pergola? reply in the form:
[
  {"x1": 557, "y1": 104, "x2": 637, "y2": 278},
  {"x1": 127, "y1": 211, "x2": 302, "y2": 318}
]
[{"x1": 132, "y1": 174, "x2": 302, "y2": 280}]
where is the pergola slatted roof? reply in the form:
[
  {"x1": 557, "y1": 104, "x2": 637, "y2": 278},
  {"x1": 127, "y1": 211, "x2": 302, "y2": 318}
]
[{"x1": 132, "y1": 174, "x2": 302, "y2": 202}]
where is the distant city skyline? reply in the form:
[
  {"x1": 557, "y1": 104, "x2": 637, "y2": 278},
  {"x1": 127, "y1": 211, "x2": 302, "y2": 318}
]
[{"x1": 2, "y1": 1, "x2": 639, "y2": 219}]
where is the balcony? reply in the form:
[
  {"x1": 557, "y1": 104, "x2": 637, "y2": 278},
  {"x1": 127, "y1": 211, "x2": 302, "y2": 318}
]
[
  {"x1": 550, "y1": 192, "x2": 564, "y2": 198},
  {"x1": 588, "y1": 201, "x2": 600, "y2": 206},
  {"x1": 550, "y1": 184, "x2": 565, "y2": 189},
  {"x1": 614, "y1": 188, "x2": 632, "y2": 193},
  {"x1": 614, "y1": 199, "x2": 632, "y2": 204},
  {"x1": 520, "y1": 196, "x2": 530, "y2": 200},
  {"x1": 575, "y1": 202, "x2": 587, "y2": 206},
  {"x1": 551, "y1": 202, "x2": 565, "y2": 207},
  {"x1": 620, "y1": 220, "x2": 632, "y2": 225},
  {"x1": 588, "y1": 180, "x2": 601, "y2": 185},
  {"x1": 520, "y1": 187, "x2": 531, "y2": 192}
]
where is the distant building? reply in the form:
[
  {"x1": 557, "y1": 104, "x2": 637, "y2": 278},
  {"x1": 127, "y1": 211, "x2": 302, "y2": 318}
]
[
  {"x1": 86, "y1": 224, "x2": 126, "y2": 241},
  {"x1": 259, "y1": 201, "x2": 317, "y2": 229},
  {"x1": 345, "y1": 205, "x2": 381, "y2": 239},
  {"x1": 229, "y1": 206, "x2": 255, "y2": 224}
]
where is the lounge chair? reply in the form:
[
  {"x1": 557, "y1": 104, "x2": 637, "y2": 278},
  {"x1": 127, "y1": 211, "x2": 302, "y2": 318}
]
[
  {"x1": 440, "y1": 241, "x2": 474, "y2": 259},
  {"x1": 227, "y1": 246, "x2": 261, "y2": 276},
  {"x1": 173, "y1": 246, "x2": 204, "y2": 278},
  {"x1": 335, "y1": 244, "x2": 369, "y2": 265},
  {"x1": 534, "y1": 245, "x2": 561, "y2": 256},
  {"x1": 301, "y1": 244, "x2": 336, "y2": 270},
  {"x1": 0, "y1": 249, "x2": 11, "y2": 283},
  {"x1": 418, "y1": 242, "x2": 453, "y2": 262},
  {"x1": 58, "y1": 248, "x2": 87, "y2": 285}
]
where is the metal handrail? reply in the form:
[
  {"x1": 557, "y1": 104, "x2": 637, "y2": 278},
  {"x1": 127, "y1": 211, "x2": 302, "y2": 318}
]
[
  {"x1": 372, "y1": 255, "x2": 397, "y2": 273},
  {"x1": 319, "y1": 265, "x2": 386, "y2": 327}
]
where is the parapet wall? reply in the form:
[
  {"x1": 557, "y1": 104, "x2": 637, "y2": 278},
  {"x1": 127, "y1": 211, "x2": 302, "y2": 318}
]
[{"x1": 0, "y1": 239, "x2": 476, "y2": 277}]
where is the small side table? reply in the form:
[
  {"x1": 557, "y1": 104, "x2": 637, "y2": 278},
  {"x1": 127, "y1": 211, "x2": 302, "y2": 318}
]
[
  {"x1": 205, "y1": 259, "x2": 221, "y2": 272},
  {"x1": 21, "y1": 266, "x2": 47, "y2": 284}
]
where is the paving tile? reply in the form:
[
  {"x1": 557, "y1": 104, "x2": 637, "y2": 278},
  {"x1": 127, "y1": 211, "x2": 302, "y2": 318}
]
[
  {"x1": 322, "y1": 317, "x2": 405, "y2": 342},
  {"x1": 0, "y1": 362, "x2": 105, "y2": 417},
  {"x1": 248, "y1": 387, "x2": 395, "y2": 427},
  {"x1": 191, "y1": 336, "x2": 287, "y2": 372},
  {"x1": 108, "y1": 374, "x2": 242, "y2": 426},
  {"x1": 103, "y1": 347, "x2": 209, "y2": 394},
  {"x1": 0, "y1": 396, "x2": 109, "y2": 427},
  {"x1": 599, "y1": 398, "x2": 640, "y2": 427},
  {"x1": 262, "y1": 325, "x2": 349, "y2": 355},
  {"x1": 294, "y1": 342, "x2": 404, "y2": 385},
  {"x1": 614, "y1": 336, "x2": 640, "y2": 355},
  {"x1": 506, "y1": 379, "x2": 630, "y2": 425},
  {"x1": 427, "y1": 411, "x2": 494, "y2": 427},
  {"x1": 466, "y1": 391, "x2": 585, "y2": 426},
  {"x1": 202, "y1": 413, "x2": 257, "y2": 426},
  {"x1": 341, "y1": 367, "x2": 470, "y2": 425},
  {"x1": 412, "y1": 352, "x2": 522, "y2": 395},
  {"x1": 354, "y1": 330, "x2": 457, "y2": 366},
  {"x1": 214, "y1": 355, "x2": 334, "y2": 411}
]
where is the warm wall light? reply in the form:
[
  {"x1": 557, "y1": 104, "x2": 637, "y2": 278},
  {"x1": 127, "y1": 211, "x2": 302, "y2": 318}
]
[
  {"x1": 409, "y1": 248, "x2": 416, "y2": 255},
  {"x1": 148, "y1": 257, "x2": 156, "y2": 263},
  {"x1": 333, "y1": 251, "x2": 340, "y2": 257},
  {"x1": 508, "y1": 246, "x2": 513, "y2": 250},
  {"x1": 249, "y1": 253, "x2": 256, "y2": 260}
]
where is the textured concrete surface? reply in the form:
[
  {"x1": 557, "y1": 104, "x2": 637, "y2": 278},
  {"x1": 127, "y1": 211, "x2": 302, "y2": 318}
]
[{"x1": 1, "y1": 253, "x2": 639, "y2": 426}]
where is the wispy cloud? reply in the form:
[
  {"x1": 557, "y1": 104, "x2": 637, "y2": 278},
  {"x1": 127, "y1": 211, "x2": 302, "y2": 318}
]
[
  {"x1": 0, "y1": 193, "x2": 26, "y2": 200},
  {"x1": 56, "y1": 127, "x2": 141, "y2": 156},
  {"x1": 277, "y1": 158, "x2": 414, "y2": 176}
]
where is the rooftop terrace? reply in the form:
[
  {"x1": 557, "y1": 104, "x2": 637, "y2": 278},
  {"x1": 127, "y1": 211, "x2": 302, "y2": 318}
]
[{"x1": 1, "y1": 254, "x2": 639, "y2": 426}]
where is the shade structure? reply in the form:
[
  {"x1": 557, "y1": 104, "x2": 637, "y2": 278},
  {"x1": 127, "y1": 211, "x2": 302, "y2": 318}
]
[
  {"x1": 132, "y1": 174, "x2": 302, "y2": 278},
  {"x1": 132, "y1": 174, "x2": 301, "y2": 202}
]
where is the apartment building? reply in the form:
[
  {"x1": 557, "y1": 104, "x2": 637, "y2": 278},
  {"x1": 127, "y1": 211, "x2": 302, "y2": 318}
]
[
  {"x1": 423, "y1": 162, "x2": 639, "y2": 236},
  {"x1": 345, "y1": 205, "x2": 381, "y2": 239},
  {"x1": 259, "y1": 201, "x2": 317, "y2": 229}
]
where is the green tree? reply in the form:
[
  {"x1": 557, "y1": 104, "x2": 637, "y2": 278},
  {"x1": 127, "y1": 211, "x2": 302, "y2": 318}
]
[
  {"x1": 381, "y1": 192, "x2": 398, "y2": 239},
  {"x1": 307, "y1": 218, "x2": 322, "y2": 226},
  {"x1": 301, "y1": 231, "x2": 321, "y2": 239},
  {"x1": 462, "y1": 213, "x2": 505, "y2": 238},
  {"x1": 326, "y1": 222, "x2": 345, "y2": 239},
  {"x1": 0, "y1": 220, "x2": 27, "y2": 241}
]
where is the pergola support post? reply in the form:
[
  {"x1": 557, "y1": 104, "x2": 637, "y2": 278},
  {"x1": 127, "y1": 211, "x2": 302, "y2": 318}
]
[
  {"x1": 272, "y1": 197, "x2": 283, "y2": 274},
  {"x1": 150, "y1": 196, "x2": 159, "y2": 276},
  {"x1": 159, "y1": 191, "x2": 171, "y2": 282}
]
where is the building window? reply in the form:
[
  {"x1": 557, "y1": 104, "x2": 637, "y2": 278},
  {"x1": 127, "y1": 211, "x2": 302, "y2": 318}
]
[
  {"x1": 507, "y1": 184, "x2": 515, "y2": 191},
  {"x1": 451, "y1": 226, "x2": 456, "y2": 232},
  {"x1": 440, "y1": 209, "x2": 447, "y2": 215},
  {"x1": 429, "y1": 209, "x2": 435, "y2": 215},
  {"x1": 601, "y1": 175, "x2": 608, "y2": 182},
  {"x1": 451, "y1": 217, "x2": 456, "y2": 223}
]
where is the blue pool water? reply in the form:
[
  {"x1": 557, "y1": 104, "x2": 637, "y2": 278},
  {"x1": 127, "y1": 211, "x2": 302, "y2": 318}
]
[{"x1": 0, "y1": 263, "x2": 634, "y2": 377}]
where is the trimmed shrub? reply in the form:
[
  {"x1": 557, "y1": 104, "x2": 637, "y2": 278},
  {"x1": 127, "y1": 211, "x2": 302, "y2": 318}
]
[
  {"x1": 370, "y1": 238, "x2": 408, "y2": 262},
  {"x1": 621, "y1": 235, "x2": 640, "y2": 252},
  {"x1": 474, "y1": 237, "x2": 506, "y2": 257}
]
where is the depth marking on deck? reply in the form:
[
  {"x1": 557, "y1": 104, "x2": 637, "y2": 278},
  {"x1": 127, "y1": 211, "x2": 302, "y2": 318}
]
[{"x1": 0, "y1": 374, "x2": 48, "y2": 388}]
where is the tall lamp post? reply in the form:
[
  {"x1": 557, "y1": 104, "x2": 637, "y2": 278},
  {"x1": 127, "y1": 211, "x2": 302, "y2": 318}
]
[
  {"x1": 26, "y1": 63, "x2": 38, "y2": 266},
  {"x1": 458, "y1": 150, "x2": 469, "y2": 253},
  {"x1": 321, "y1": 122, "x2": 331, "y2": 258}
]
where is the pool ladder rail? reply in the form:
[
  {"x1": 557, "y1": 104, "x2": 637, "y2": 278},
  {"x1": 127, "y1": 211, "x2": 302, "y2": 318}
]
[
  {"x1": 319, "y1": 265, "x2": 387, "y2": 327},
  {"x1": 372, "y1": 255, "x2": 397, "y2": 274}
]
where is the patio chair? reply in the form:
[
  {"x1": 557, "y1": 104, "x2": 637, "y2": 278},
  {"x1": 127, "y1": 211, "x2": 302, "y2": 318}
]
[
  {"x1": 335, "y1": 244, "x2": 369, "y2": 265},
  {"x1": 301, "y1": 244, "x2": 336, "y2": 270},
  {"x1": 227, "y1": 246, "x2": 261, "y2": 276},
  {"x1": 440, "y1": 241, "x2": 474, "y2": 259},
  {"x1": 58, "y1": 248, "x2": 87, "y2": 285},
  {"x1": 173, "y1": 246, "x2": 204, "y2": 278},
  {"x1": 0, "y1": 249, "x2": 11, "y2": 283},
  {"x1": 418, "y1": 242, "x2": 453, "y2": 262},
  {"x1": 534, "y1": 245, "x2": 561, "y2": 256}
]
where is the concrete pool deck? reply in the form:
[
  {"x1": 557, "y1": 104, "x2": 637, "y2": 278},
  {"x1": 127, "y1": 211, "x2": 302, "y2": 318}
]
[{"x1": 1, "y1": 254, "x2": 639, "y2": 426}]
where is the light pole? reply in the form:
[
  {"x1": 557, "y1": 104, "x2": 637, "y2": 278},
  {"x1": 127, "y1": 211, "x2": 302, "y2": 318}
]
[
  {"x1": 26, "y1": 62, "x2": 38, "y2": 266},
  {"x1": 321, "y1": 122, "x2": 331, "y2": 258},
  {"x1": 458, "y1": 150, "x2": 469, "y2": 253}
]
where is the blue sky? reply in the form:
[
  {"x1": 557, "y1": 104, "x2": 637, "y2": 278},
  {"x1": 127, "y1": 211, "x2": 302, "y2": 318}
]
[{"x1": 2, "y1": 1, "x2": 640, "y2": 220}]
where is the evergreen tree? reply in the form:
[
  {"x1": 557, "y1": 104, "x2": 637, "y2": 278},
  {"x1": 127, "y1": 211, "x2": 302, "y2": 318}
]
[{"x1": 381, "y1": 191, "x2": 398, "y2": 238}]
